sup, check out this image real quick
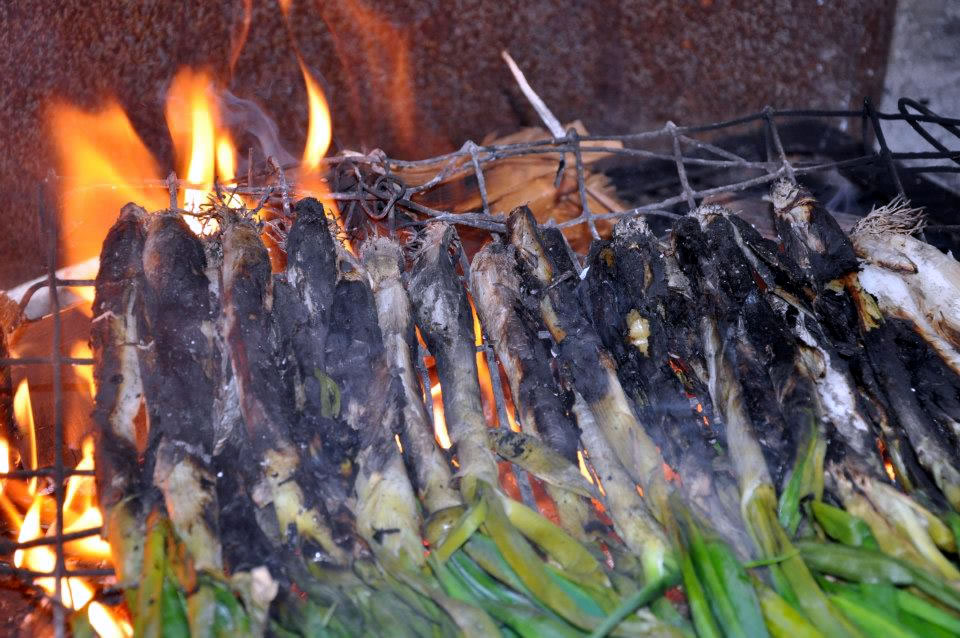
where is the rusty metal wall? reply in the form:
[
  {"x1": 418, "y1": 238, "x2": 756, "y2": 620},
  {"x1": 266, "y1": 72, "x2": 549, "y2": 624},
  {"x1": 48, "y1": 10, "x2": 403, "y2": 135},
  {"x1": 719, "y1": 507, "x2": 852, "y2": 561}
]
[{"x1": 0, "y1": 0, "x2": 895, "y2": 288}]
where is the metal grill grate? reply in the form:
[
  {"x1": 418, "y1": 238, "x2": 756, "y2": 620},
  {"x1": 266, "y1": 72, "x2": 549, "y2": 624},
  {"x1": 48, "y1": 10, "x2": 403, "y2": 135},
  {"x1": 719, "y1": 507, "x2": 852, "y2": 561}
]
[{"x1": 3, "y1": 97, "x2": 960, "y2": 636}]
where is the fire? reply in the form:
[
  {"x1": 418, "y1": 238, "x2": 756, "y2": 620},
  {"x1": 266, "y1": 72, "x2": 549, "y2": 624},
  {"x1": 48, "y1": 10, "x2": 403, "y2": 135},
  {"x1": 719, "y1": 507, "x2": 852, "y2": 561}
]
[
  {"x1": 49, "y1": 101, "x2": 167, "y2": 267},
  {"x1": 71, "y1": 341, "x2": 96, "y2": 398},
  {"x1": 217, "y1": 133, "x2": 237, "y2": 183},
  {"x1": 430, "y1": 382, "x2": 451, "y2": 449},
  {"x1": 469, "y1": 299, "x2": 519, "y2": 431},
  {"x1": 13, "y1": 489, "x2": 127, "y2": 637},
  {"x1": 299, "y1": 58, "x2": 333, "y2": 172},
  {"x1": 876, "y1": 437, "x2": 897, "y2": 482},
  {"x1": 165, "y1": 69, "x2": 238, "y2": 233},
  {"x1": 296, "y1": 59, "x2": 351, "y2": 251},
  {"x1": 13, "y1": 379, "x2": 38, "y2": 494},
  {"x1": 577, "y1": 450, "x2": 594, "y2": 484},
  {"x1": 7, "y1": 367, "x2": 128, "y2": 633}
]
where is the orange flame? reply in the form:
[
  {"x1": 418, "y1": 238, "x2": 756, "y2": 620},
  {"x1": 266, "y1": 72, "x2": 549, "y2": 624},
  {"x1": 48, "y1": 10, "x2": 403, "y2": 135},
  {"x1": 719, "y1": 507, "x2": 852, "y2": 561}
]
[
  {"x1": 13, "y1": 379, "x2": 38, "y2": 495},
  {"x1": 7, "y1": 362, "x2": 127, "y2": 632},
  {"x1": 299, "y1": 59, "x2": 333, "y2": 173},
  {"x1": 429, "y1": 382, "x2": 451, "y2": 449},
  {"x1": 49, "y1": 101, "x2": 167, "y2": 267},
  {"x1": 71, "y1": 341, "x2": 96, "y2": 399},
  {"x1": 296, "y1": 60, "x2": 350, "y2": 251},
  {"x1": 13, "y1": 489, "x2": 127, "y2": 636},
  {"x1": 165, "y1": 69, "x2": 237, "y2": 233},
  {"x1": 217, "y1": 133, "x2": 237, "y2": 184},
  {"x1": 469, "y1": 298, "x2": 519, "y2": 431},
  {"x1": 876, "y1": 438, "x2": 897, "y2": 482}
]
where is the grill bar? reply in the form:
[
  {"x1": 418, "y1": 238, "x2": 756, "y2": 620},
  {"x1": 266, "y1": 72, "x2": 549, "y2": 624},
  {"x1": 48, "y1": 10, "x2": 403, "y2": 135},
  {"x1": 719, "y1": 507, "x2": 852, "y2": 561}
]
[{"x1": 3, "y1": 98, "x2": 959, "y2": 635}]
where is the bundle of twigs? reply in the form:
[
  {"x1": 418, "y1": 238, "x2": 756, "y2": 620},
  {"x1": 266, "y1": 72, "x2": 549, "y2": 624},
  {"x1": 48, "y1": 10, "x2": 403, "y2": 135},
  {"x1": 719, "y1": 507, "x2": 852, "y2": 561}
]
[{"x1": 85, "y1": 178, "x2": 960, "y2": 637}]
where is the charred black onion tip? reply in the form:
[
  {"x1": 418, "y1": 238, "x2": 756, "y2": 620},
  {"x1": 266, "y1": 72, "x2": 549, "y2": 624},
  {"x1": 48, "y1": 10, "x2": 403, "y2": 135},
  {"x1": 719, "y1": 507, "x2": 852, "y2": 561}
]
[
  {"x1": 287, "y1": 197, "x2": 336, "y2": 258},
  {"x1": 293, "y1": 196, "x2": 326, "y2": 220},
  {"x1": 94, "y1": 203, "x2": 148, "y2": 291}
]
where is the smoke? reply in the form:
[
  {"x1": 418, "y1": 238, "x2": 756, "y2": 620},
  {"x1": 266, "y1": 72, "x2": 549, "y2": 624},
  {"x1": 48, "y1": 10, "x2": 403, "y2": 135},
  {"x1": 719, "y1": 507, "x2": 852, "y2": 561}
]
[{"x1": 218, "y1": 88, "x2": 298, "y2": 171}]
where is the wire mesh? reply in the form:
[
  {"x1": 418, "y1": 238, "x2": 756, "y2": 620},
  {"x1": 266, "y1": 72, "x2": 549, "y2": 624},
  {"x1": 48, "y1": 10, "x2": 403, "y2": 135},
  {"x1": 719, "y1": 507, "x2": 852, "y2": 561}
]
[{"x1": 2, "y1": 97, "x2": 960, "y2": 634}]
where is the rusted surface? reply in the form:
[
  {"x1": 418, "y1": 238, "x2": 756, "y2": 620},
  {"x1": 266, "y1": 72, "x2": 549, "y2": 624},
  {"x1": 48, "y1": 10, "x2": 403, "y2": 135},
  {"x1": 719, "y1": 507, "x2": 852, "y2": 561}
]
[{"x1": 0, "y1": 0, "x2": 895, "y2": 287}]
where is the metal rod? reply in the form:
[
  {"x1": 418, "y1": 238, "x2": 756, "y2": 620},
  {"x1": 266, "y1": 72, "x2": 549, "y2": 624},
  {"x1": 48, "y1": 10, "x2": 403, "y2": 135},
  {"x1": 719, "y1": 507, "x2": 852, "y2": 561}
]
[
  {"x1": 7, "y1": 527, "x2": 104, "y2": 551},
  {"x1": 37, "y1": 184, "x2": 67, "y2": 638},
  {"x1": 763, "y1": 106, "x2": 796, "y2": 183},
  {"x1": 0, "y1": 357, "x2": 94, "y2": 366},
  {"x1": 568, "y1": 127, "x2": 600, "y2": 240},
  {"x1": 668, "y1": 122, "x2": 697, "y2": 211},
  {"x1": 0, "y1": 468, "x2": 95, "y2": 479},
  {"x1": 865, "y1": 97, "x2": 906, "y2": 198}
]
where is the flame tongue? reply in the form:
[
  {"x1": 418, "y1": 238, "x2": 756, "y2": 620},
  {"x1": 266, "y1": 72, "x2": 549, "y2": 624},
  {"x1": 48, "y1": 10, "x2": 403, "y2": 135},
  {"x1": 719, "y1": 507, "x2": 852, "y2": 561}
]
[
  {"x1": 300, "y1": 58, "x2": 333, "y2": 173},
  {"x1": 165, "y1": 69, "x2": 239, "y2": 233},
  {"x1": 41, "y1": 35, "x2": 338, "y2": 638},
  {"x1": 49, "y1": 102, "x2": 166, "y2": 266},
  {"x1": 6, "y1": 351, "x2": 129, "y2": 635}
]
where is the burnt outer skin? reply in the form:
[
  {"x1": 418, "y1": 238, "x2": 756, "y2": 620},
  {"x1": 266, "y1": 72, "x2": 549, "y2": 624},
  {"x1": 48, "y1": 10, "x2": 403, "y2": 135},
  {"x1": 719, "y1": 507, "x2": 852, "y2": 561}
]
[
  {"x1": 272, "y1": 278, "x2": 356, "y2": 507},
  {"x1": 729, "y1": 212, "x2": 890, "y2": 481},
  {"x1": 774, "y1": 188, "x2": 860, "y2": 287},
  {"x1": 214, "y1": 436, "x2": 284, "y2": 577},
  {"x1": 578, "y1": 222, "x2": 746, "y2": 549},
  {"x1": 91, "y1": 204, "x2": 154, "y2": 585},
  {"x1": 893, "y1": 318, "x2": 960, "y2": 455},
  {"x1": 139, "y1": 212, "x2": 223, "y2": 568},
  {"x1": 470, "y1": 241, "x2": 581, "y2": 462},
  {"x1": 221, "y1": 219, "x2": 347, "y2": 550},
  {"x1": 508, "y1": 217, "x2": 613, "y2": 408},
  {"x1": 140, "y1": 213, "x2": 218, "y2": 452},
  {"x1": 91, "y1": 204, "x2": 149, "y2": 504},
  {"x1": 580, "y1": 226, "x2": 721, "y2": 463},
  {"x1": 772, "y1": 182, "x2": 956, "y2": 504},
  {"x1": 222, "y1": 220, "x2": 297, "y2": 454},
  {"x1": 284, "y1": 197, "x2": 338, "y2": 372},
  {"x1": 672, "y1": 214, "x2": 795, "y2": 485},
  {"x1": 408, "y1": 223, "x2": 498, "y2": 487},
  {"x1": 281, "y1": 198, "x2": 370, "y2": 504},
  {"x1": 92, "y1": 204, "x2": 148, "y2": 450},
  {"x1": 508, "y1": 208, "x2": 669, "y2": 498},
  {"x1": 324, "y1": 264, "x2": 404, "y2": 479}
]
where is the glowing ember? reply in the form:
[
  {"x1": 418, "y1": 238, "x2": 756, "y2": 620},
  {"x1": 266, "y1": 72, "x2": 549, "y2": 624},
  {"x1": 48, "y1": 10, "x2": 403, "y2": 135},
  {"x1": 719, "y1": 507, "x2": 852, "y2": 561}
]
[
  {"x1": 429, "y1": 382, "x2": 451, "y2": 449},
  {"x1": 876, "y1": 437, "x2": 897, "y2": 482},
  {"x1": 662, "y1": 462, "x2": 681, "y2": 484},
  {"x1": 577, "y1": 450, "x2": 594, "y2": 484}
]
